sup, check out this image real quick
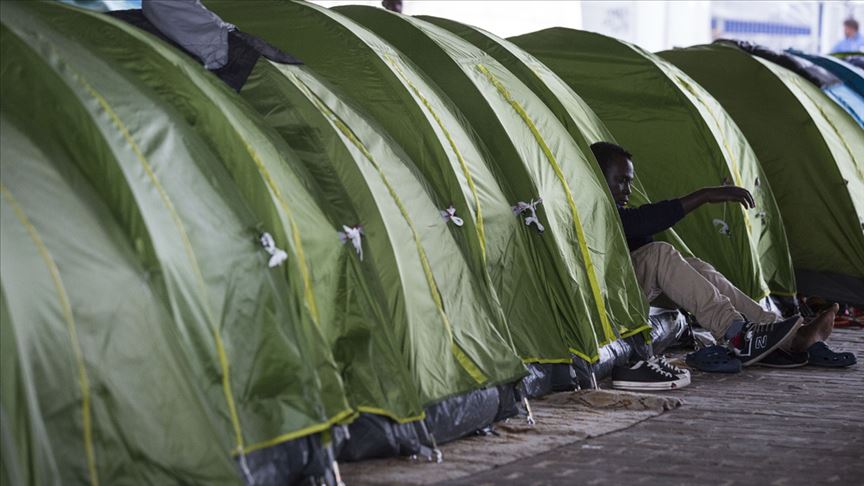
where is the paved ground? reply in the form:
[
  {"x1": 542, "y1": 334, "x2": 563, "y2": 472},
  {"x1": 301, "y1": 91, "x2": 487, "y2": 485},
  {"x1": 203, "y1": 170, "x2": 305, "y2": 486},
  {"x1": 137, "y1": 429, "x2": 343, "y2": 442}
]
[{"x1": 442, "y1": 329, "x2": 864, "y2": 486}]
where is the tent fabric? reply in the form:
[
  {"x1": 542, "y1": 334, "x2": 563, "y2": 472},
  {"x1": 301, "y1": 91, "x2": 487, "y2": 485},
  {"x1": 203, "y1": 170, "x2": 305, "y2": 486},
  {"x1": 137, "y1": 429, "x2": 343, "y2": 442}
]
[
  {"x1": 787, "y1": 50, "x2": 864, "y2": 128},
  {"x1": 661, "y1": 44, "x2": 864, "y2": 304},
  {"x1": 715, "y1": 39, "x2": 841, "y2": 89},
  {"x1": 822, "y1": 83, "x2": 864, "y2": 128},
  {"x1": 205, "y1": 1, "x2": 641, "y2": 364},
  {"x1": 238, "y1": 60, "x2": 527, "y2": 407},
  {"x1": 0, "y1": 116, "x2": 242, "y2": 485},
  {"x1": 511, "y1": 28, "x2": 796, "y2": 301},
  {"x1": 2, "y1": 1, "x2": 357, "y2": 481},
  {"x1": 330, "y1": 6, "x2": 651, "y2": 355},
  {"x1": 421, "y1": 15, "x2": 694, "y2": 258},
  {"x1": 716, "y1": 41, "x2": 864, "y2": 128}
]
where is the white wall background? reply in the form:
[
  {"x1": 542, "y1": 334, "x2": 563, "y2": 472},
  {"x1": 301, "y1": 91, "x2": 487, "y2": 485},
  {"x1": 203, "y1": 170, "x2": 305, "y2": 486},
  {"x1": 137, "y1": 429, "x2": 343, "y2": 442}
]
[
  {"x1": 313, "y1": 0, "x2": 582, "y2": 38},
  {"x1": 581, "y1": 0, "x2": 712, "y2": 52},
  {"x1": 71, "y1": 0, "x2": 864, "y2": 55}
]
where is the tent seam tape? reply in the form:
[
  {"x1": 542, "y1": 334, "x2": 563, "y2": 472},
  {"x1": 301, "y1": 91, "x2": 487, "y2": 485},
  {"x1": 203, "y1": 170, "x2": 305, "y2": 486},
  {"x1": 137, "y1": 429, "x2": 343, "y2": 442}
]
[
  {"x1": 67, "y1": 67, "x2": 246, "y2": 452},
  {"x1": 522, "y1": 357, "x2": 574, "y2": 364},
  {"x1": 355, "y1": 406, "x2": 427, "y2": 424},
  {"x1": 76, "y1": 0, "x2": 326, "y2": 322},
  {"x1": 694, "y1": 92, "x2": 776, "y2": 296},
  {"x1": 287, "y1": 70, "x2": 488, "y2": 385},
  {"x1": 569, "y1": 323, "x2": 653, "y2": 364},
  {"x1": 383, "y1": 54, "x2": 488, "y2": 264},
  {"x1": 570, "y1": 349, "x2": 599, "y2": 363},
  {"x1": 236, "y1": 408, "x2": 356, "y2": 455},
  {"x1": 476, "y1": 63, "x2": 615, "y2": 344},
  {"x1": 237, "y1": 142, "x2": 321, "y2": 325},
  {"x1": 636, "y1": 45, "x2": 766, "y2": 294},
  {"x1": 1, "y1": 184, "x2": 100, "y2": 486},
  {"x1": 795, "y1": 77, "x2": 864, "y2": 183}
]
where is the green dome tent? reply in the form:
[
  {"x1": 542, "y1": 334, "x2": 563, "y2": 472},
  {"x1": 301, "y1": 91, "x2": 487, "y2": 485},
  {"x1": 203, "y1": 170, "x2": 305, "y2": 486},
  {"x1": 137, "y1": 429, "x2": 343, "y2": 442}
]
[
  {"x1": 330, "y1": 5, "x2": 651, "y2": 355},
  {"x1": 511, "y1": 28, "x2": 796, "y2": 303},
  {"x1": 2, "y1": 2, "x2": 354, "y2": 483},
  {"x1": 661, "y1": 44, "x2": 864, "y2": 305},
  {"x1": 239, "y1": 63, "x2": 524, "y2": 414}
]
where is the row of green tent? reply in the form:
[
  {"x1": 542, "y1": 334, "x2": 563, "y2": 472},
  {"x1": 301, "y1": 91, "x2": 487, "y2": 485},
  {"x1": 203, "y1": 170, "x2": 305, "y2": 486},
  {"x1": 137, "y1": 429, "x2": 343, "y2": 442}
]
[{"x1": 2, "y1": 1, "x2": 861, "y2": 484}]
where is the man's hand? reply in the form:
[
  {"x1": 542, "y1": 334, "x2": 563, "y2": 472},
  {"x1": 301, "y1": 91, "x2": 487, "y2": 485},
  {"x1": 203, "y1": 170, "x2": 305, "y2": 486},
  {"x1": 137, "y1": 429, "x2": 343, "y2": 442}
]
[{"x1": 681, "y1": 186, "x2": 755, "y2": 214}]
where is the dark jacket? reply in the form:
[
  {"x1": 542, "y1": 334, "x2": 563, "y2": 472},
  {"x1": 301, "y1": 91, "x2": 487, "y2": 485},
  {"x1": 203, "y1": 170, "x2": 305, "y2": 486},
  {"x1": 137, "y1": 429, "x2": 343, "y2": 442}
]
[{"x1": 618, "y1": 199, "x2": 685, "y2": 252}]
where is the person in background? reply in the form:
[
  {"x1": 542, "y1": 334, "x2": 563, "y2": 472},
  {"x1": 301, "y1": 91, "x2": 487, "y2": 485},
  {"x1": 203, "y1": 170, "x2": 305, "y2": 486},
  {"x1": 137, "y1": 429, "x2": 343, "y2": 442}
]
[{"x1": 831, "y1": 18, "x2": 864, "y2": 53}]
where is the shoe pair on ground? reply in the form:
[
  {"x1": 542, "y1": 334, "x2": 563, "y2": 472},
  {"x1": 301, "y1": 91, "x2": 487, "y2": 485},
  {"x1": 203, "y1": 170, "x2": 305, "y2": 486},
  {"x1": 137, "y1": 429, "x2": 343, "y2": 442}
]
[
  {"x1": 684, "y1": 314, "x2": 804, "y2": 373},
  {"x1": 612, "y1": 313, "x2": 806, "y2": 390},
  {"x1": 612, "y1": 306, "x2": 857, "y2": 391},
  {"x1": 686, "y1": 304, "x2": 856, "y2": 373}
]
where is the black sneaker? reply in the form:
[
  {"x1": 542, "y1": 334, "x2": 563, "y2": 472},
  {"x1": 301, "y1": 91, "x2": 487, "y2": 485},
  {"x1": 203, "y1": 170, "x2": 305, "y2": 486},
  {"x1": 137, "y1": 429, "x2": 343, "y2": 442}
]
[
  {"x1": 732, "y1": 315, "x2": 803, "y2": 366},
  {"x1": 612, "y1": 360, "x2": 690, "y2": 391},
  {"x1": 755, "y1": 348, "x2": 809, "y2": 368},
  {"x1": 649, "y1": 355, "x2": 691, "y2": 380}
]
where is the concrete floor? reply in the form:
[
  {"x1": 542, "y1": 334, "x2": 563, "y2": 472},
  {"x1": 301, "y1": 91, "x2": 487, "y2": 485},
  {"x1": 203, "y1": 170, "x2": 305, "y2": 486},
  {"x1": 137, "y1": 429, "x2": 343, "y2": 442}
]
[{"x1": 441, "y1": 329, "x2": 864, "y2": 486}]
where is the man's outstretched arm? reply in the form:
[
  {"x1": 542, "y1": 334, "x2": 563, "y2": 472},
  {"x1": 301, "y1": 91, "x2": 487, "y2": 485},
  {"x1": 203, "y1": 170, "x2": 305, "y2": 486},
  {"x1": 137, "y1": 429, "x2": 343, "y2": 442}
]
[
  {"x1": 619, "y1": 186, "x2": 755, "y2": 239},
  {"x1": 679, "y1": 186, "x2": 755, "y2": 214}
]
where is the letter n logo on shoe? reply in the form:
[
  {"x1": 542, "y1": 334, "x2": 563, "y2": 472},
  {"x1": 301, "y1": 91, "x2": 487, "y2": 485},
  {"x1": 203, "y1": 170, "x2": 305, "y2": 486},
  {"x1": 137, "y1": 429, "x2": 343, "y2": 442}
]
[{"x1": 755, "y1": 335, "x2": 768, "y2": 349}]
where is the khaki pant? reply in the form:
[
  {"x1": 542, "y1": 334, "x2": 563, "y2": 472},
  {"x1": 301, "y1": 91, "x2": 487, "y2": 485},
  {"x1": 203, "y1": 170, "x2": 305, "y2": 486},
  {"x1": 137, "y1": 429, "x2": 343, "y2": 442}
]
[{"x1": 630, "y1": 242, "x2": 778, "y2": 340}]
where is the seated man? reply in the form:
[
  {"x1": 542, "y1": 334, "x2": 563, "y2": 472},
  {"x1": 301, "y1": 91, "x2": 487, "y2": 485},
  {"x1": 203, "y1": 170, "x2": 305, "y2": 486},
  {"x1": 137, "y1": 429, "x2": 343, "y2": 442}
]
[{"x1": 590, "y1": 142, "x2": 840, "y2": 378}]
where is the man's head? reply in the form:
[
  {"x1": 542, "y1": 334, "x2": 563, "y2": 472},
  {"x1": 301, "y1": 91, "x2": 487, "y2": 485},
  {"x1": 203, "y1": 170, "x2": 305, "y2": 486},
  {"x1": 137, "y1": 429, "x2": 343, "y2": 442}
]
[
  {"x1": 845, "y1": 18, "x2": 859, "y2": 39},
  {"x1": 591, "y1": 141, "x2": 634, "y2": 207}
]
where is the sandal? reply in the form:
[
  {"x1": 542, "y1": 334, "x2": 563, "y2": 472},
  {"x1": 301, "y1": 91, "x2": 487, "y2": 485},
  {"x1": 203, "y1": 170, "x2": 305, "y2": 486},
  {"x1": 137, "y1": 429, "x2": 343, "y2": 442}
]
[
  {"x1": 807, "y1": 342, "x2": 857, "y2": 368},
  {"x1": 685, "y1": 345, "x2": 742, "y2": 373}
]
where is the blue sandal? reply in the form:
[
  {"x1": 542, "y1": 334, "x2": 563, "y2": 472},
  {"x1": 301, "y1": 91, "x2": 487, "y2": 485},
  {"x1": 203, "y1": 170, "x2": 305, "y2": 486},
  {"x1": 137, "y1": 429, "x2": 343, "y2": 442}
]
[
  {"x1": 686, "y1": 345, "x2": 742, "y2": 373},
  {"x1": 807, "y1": 342, "x2": 857, "y2": 368}
]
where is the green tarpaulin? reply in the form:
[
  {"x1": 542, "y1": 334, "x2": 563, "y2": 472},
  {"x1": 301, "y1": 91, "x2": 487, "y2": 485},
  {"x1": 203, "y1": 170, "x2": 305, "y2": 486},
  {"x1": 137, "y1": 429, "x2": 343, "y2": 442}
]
[
  {"x1": 512, "y1": 28, "x2": 796, "y2": 301},
  {"x1": 661, "y1": 44, "x2": 864, "y2": 304}
]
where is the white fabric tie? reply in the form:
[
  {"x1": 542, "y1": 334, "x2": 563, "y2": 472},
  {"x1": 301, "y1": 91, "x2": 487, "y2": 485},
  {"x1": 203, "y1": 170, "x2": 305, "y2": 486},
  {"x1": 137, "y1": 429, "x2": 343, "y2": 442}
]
[
  {"x1": 712, "y1": 218, "x2": 730, "y2": 236},
  {"x1": 338, "y1": 225, "x2": 364, "y2": 261},
  {"x1": 259, "y1": 232, "x2": 288, "y2": 268},
  {"x1": 512, "y1": 197, "x2": 544, "y2": 233},
  {"x1": 440, "y1": 205, "x2": 464, "y2": 226}
]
